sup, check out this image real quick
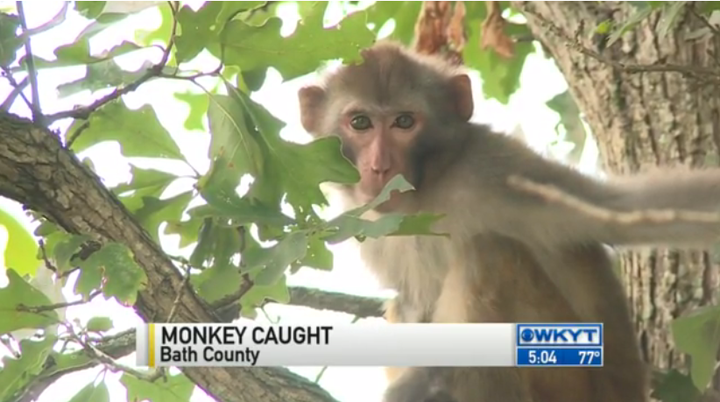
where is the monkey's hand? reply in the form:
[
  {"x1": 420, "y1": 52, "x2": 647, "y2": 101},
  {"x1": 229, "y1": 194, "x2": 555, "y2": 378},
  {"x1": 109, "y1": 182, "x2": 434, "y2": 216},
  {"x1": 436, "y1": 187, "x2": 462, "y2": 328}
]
[{"x1": 382, "y1": 368, "x2": 456, "y2": 402}]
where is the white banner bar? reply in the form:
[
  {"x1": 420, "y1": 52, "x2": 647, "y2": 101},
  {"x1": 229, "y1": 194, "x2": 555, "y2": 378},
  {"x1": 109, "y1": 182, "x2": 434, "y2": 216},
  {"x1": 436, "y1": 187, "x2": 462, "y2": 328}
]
[{"x1": 136, "y1": 323, "x2": 515, "y2": 367}]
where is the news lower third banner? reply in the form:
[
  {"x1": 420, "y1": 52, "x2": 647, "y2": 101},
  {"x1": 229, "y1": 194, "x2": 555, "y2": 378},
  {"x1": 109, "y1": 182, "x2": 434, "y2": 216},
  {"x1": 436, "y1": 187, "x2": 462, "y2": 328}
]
[{"x1": 135, "y1": 323, "x2": 603, "y2": 368}]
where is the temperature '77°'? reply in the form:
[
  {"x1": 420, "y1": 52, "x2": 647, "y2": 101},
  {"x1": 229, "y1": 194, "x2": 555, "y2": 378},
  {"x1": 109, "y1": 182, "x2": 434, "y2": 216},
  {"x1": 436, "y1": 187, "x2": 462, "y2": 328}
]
[{"x1": 578, "y1": 350, "x2": 601, "y2": 364}]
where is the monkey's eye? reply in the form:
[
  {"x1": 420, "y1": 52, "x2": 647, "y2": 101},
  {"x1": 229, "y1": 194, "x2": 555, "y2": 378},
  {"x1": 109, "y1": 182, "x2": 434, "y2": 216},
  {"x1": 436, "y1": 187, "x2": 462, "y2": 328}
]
[
  {"x1": 350, "y1": 115, "x2": 372, "y2": 131},
  {"x1": 394, "y1": 114, "x2": 415, "y2": 129}
]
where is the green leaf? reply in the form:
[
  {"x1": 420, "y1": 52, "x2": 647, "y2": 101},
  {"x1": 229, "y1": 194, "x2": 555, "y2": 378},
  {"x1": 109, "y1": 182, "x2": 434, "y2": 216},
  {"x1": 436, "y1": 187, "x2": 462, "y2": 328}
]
[
  {"x1": 227, "y1": 84, "x2": 360, "y2": 209},
  {"x1": 192, "y1": 231, "x2": 290, "y2": 310},
  {"x1": 174, "y1": 2, "x2": 224, "y2": 63},
  {"x1": 651, "y1": 369, "x2": 702, "y2": 402},
  {"x1": 607, "y1": 5, "x2": 655, "y2": 46},
  {"x1": 67, "y1": 381, "x2": 110, "y2": 402},
  {"x1": 0, "y1": 207, "x2": 40, "y2": 276},
  {"x1": 187, "y1": 223, "x2": 241, "y2": 271},
  {"x1": 546, "y1": 90, "x2": 587, "y2": 165},
  {"x1": 656, "y1": 1, "x2": 687, "y2": 37},
  {"x1": 75, "y1": 242, "x2": 147, "y2": 304},
  {"x1": 68, "y1": 100, "x2": 185, "y2": 161},
  {"x1": 174, "y1": 1, "x2": 267, "y2": 62},
  {"x1": 0, "y1": 269, "x2": 59, "y2": 336},
  {"x1": 596, "y1": 19, "x2": 613, "y2": 34},
  {"x1": 174, "y1": 91, "x2": 210, "y2": 131},
  {"x1": 85, "y1": 316, "x2": 113, "y2": 333},
  {"x1": 188, "y1": 218, "x2": 215, "y2": 268},
  {"x1": 37, "y1": 227, "x2": 73, "y2": 266},
  {"x1": 42, "y1": 351, "x2": 94, "y2": 378},
  {"x1": 215, "y1": 2, "x2": 375, "y2": 81},
  {"x1": 56, "y1": 57, "x2": 148, "y2": 98},
  {"x1": 133, "y1": 191, "x2": 194, "y2": 243},
  {"x1": 366, "y1": 1, "x2": 422, "y2": 45},
  {"x1": 300, "y1": 236, "x2": 333, "y2": 271},
  {"x1": 121, "y1": 372, "x2": 195, "y2": 402},
  {"x1": 75, "y1": 2, "x2": 106, "y2": 19},
  {"x1": 53, "y1": 234, "x2": 91, "y2": 273},
  {"x1": 206, "y1": 93, "x2": 265, "y2": 178},
  {"x1": 250, "y1": 231, "x2": 309, "y2": 286},
  {"x1": 136, "y1": 2, "x2": 174, "y2": 47},
  {"x1": 463, "y1": 14, "x2": 534, "y2": 104},
  {"x1": 74, "y1": 2, "x2": 160, "y2": 44},
  {"x1": 15, "y1": 40, "x2": 143, "y2": 72},
  {"x1": 191, "y1": 264, "x2": 241, "y2": 304},
  {"x1": 0, "y1": 336, "x2": 56, "y2": 401},
  {"x1": 114, "y1": 166, "x2": 179, "y2": 196},
  {"x1": 190, "y1": 192, "x2": 293, "y2": 227},
  {"x1": 239, "y1": 270, "x2": 290, "y2": 312},
  {"x1": 239, "y1": 67, "x2": 268, "y2": 92},
  {"x1": 323, "y1": 175, "x2": 446, "y2": 243},
  {"x1": 700, "y1": 2, "x2": 720, "y2": 13},
  {"x1": 216, "y1": 1, "x2": 267, "y2": 25},
  {"x1": 0, "y1": 12, "x2": 21, "y2": 68},
  {"x1": 671, "y1": 305, "x2": 720, "y2": 390},
  {"x1": 116, "y1": 166, "x2": 182, "y2": 220},
  {"x1": 164, "y1": 216, "x2": 204, "y2": 249}
]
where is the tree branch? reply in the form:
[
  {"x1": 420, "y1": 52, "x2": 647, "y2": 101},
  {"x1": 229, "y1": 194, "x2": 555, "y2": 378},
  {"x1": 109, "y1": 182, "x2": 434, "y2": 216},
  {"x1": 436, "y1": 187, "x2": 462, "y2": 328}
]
[
  {"x1": 11, "y1": 329, "x2": 137, "y2": 402},
  {"x1": 0, "y1": 111, "x2": 338, "y2": 402},
  {"x1": 16, "y1": 1, "x2": 42, "y2": 124},
  {"x1": 11, "y1": 287, "x2": 386, "y2": 402},
  {"x1": 283, "y1": 286, "x2": 386, "y2": 319}
]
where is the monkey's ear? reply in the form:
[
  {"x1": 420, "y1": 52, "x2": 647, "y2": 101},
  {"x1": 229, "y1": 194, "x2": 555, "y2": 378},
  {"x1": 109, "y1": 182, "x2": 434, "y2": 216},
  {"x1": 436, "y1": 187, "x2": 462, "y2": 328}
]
[
  {"x1": 449, "y1": 74, "x2": 473, "y2": 121},
  {"x1": 298, "y1": 85, "x2": 326, "y2": 134}
]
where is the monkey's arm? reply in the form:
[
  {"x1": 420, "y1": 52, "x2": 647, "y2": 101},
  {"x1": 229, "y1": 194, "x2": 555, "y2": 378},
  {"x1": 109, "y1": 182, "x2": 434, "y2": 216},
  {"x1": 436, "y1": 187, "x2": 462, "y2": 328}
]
[{"x1": 474, "y1": 132, "x2": 720, "y2": 248}]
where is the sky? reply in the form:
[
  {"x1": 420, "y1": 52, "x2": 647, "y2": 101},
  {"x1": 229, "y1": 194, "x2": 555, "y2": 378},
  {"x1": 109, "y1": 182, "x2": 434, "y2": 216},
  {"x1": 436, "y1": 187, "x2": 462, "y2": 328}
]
[{"x1": 0, "y1": 2, "x2": 594, "y2": 402}]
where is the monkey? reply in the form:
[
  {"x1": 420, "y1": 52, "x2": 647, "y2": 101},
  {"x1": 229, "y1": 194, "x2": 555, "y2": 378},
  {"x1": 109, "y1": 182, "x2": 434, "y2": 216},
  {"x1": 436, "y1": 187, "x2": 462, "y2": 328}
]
[{"x1": 298, "y1": 41, "x2": 720, "y2": 402}]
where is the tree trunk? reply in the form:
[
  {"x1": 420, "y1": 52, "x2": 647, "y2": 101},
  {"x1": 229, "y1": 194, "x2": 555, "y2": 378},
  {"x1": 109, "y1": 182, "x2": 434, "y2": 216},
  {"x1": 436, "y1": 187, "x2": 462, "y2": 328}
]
[{"x1": 517, "y1": 0, "x2": 720, "y2": 389}]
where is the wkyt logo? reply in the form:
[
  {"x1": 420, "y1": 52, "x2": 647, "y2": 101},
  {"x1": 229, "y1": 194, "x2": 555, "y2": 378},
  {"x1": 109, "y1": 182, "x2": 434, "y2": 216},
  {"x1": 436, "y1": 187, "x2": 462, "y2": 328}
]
[{"x1": 516, "y1": 324, "x2": 603, "y2": 346}]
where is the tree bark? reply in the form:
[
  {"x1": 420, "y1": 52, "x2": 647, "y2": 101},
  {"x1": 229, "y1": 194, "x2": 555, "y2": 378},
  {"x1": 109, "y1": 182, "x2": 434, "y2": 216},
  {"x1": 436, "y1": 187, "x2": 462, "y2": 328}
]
[
  {"x1": 0, "y1": 112, "x2": 338, "y2": 402},
  {"x1": 517, "y1": 0, "x2": 720, "y2": 389}
]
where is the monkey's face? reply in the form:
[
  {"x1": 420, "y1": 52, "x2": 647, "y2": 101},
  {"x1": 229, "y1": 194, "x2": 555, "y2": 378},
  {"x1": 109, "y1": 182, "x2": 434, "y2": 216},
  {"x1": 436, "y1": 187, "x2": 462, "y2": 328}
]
[
  {"x1": 337, "y1": 105, "x2": 426, "y2": 212},
  {"x1": 298, "y1": 42, "x2": 475, "y2": 213}
]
